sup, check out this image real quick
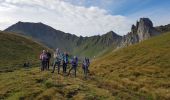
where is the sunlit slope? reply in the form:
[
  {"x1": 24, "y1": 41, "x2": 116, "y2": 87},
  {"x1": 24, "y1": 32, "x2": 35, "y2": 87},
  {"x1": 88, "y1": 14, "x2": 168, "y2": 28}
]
[
  {"x1": 91, "y1": 32, "x2": 170, "y2": 99},
  {"x1": 0, "y1": 32, "x2": 47, "y2": 71},
  {"x1": 93, "y1": 32, "x2": 170, "y2": 68}
]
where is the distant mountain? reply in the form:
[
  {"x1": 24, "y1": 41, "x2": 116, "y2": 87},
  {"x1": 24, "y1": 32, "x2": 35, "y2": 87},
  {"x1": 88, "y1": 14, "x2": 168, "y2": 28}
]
[
  {"x1": 4, "y1": 22, "x2": 122, "y2": 57},
  {"x1": 5, "y1": 18, "x2": 168, "y2": 57},
  {"x1": 119, "y1": 18, "x2": 160, "y2": 47}
]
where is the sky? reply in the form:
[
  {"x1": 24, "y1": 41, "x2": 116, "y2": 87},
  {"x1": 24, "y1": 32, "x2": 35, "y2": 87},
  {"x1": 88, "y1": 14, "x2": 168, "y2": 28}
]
[{"x1": 0, "y1": 0, "x2": 170, "y2": 36}]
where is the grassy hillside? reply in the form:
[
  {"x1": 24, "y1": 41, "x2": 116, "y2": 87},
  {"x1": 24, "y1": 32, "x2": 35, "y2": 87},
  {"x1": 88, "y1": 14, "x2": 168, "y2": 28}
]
[
  {"x1": 72, "y1": 32, "x2": 121, "y2": 58},
  {"x1": 0, "y1": 68, "x2": 115, "y2": 100},
  {"x1": 0, "y1": 32, "x2": 48, "y2": 72},
  {"x1": 0, "y1": 31, "x2": 115, "y2": 100},
  {"x1": 0, "y1": 31, "x2": 170, "y2": 100},
  {"x1": 91, "y1": 31, "x2": 170, "y2": 99}
]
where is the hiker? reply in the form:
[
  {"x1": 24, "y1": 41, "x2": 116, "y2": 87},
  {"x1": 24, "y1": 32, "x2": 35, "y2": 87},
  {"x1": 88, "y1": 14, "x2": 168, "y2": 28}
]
[
  {"x1": 51, "y1": 48, "x2": 62, "y2": 74},
  {"x1": 86, "y1": 58, "x2": 90, "y2": 73},
  {"x1": 46, "y1": 50, "x2": 51, "y2": 70},
  {"x1": 40, "y1": 50, "x2": 48, "y2": 71},
  {"x1": 62, "y1": 52, "x2": 69, "y2": 74},
  {"x1": 82, "y1": 57, "x2": 88, "y2": 78},
  {"x1": 67, "y1": 56, "x2": 78, "y2": 77}
]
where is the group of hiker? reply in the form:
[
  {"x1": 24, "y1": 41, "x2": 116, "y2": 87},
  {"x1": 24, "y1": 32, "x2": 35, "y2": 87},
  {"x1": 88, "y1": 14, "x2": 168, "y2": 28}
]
[
  {"x1": 39, "y1": 50, "x2": 51, "y2": 70},
  {"x1": 39, "y1": 48, "x2": 90, "y2": 78}
]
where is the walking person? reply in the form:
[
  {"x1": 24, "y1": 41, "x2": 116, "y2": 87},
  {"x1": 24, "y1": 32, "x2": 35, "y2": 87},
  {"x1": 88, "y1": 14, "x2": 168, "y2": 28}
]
[
  {"x1": 86, "y1": 58, "x2": 90, "y2": 73},
  {"x1": 46, "y1": 50, "x2": 51, "y2": 70},
  {"x1": 67, "y1": 56, "x2": 78, "y2": 77},
  {"x1": 82, "y1": 57, "x2": 88, "y2": 79},
  {"x1": 51, "y1": 48, "x2": 62, "y2": 74},
  {"x1": 62, "y1": 52, "x2": 69, "y2": 74},
  {"x1": 39, "y1": 50, "x2": 48, "y2": 71}
]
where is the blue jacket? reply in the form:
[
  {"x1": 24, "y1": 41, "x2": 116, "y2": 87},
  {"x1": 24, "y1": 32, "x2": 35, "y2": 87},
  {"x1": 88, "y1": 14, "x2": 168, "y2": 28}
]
[
  {"x1": 71, "y1": 57, "x2": 78, "y2": 66},
  {"x1": 62, "y1": 53, "x2": 69, "y2": 63}
]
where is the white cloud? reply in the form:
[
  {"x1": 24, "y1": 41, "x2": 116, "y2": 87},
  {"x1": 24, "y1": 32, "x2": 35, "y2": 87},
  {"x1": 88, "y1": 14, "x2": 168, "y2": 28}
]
[{"x1": 0, "y1": 0, "x2": 133, "y2": 36}]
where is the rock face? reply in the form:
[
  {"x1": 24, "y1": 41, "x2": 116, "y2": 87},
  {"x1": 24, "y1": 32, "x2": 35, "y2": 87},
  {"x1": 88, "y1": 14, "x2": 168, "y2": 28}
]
[
  {"x1": 137, "y1": 18, "x2": 159, "y2": 41},
  {"x1": 155, "y1": 24, "x2": 170, "y2": 33},
  {"x1": 120, "y1": 18, "x2": 160, "y2": 47}
]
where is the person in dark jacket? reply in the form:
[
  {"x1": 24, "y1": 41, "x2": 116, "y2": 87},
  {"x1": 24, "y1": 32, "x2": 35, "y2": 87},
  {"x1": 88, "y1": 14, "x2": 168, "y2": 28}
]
[
  {"x1": 67, "y1": 56, "x2": 78, "y2": 77},
  {"x1": 40, "y1": 50, "x2": 48, "y2": 71},
  {"x1": 46, "y1": 50, "x2": 51, "y2": 70},
  {"x1": 51, "y1": 48, "x2": 62, "y2": 74},
  {"x1": 62, "y1": 52, "x2": 69, "y2": 74},
  {"x1": 82, "y1": 57, "x2": 88, "y2": 78},
  {"x1": 86, "y1": 58, "x2": 90, "y2": 73}
]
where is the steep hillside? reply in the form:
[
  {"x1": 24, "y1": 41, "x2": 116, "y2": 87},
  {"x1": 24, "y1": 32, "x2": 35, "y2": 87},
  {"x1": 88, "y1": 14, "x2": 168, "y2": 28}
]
[
  {"x1": 0, "y1": 31, "x2": 115, "y2": 100},
  {"x1": 4, "y1": 22, "x2": 121, "y2": 57},
  {"x1": 91, "y1": 31, "x2": 170, "y2": 99},
  {"x1": 72, "y1": 31, "x2": 122, "y2": 57},
  {"x1": 0, "y1": 31, "x2": 169, "y2": 100},
  {"x1": 0, "y1": 31, "x2": 48, "y2": 72}
]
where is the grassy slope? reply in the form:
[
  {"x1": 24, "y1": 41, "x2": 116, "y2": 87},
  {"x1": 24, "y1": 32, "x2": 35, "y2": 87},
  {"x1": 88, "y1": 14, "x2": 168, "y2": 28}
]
[
  {"x1": 0, "y1": 32, "x2": 48, "y2": 71},
  {"x1": 0, "y1": 68, "x2": 114, "y2": 100},
  {"x1": 0, "y1": 31, "x2": 114, "y2": 100},
  {"x1": 1, "y1": 31, "x2": 170, "y2": 100},
  {"x1": 91, "y1": 32, "x2": 170, "y2": 99}
]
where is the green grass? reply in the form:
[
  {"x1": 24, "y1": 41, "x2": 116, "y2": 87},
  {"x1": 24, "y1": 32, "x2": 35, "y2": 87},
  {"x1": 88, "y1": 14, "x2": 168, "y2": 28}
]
[
  {"x1": 91, "y1": 32, "x2": 170, "y2": 100},
  {"x1": 0, "y1": 31, "x2": 170, "y2": 100},
  {"x1": 0, "y1": 32, "x2": 115, "y2": 99},
  {"x1": 0, "y1": 32, "x2": 48, "y2": 72},
  {"x1": 0, "y1": 67, "x2": 115, "y2": 100}
]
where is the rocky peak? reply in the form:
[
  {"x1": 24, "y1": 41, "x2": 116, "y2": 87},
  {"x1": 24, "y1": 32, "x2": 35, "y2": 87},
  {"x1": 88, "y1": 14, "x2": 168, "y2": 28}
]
[
  {"x1": 100, "y1": 31, "x2": 122, "y2": 46},
  {"x1": 139, "y1": 18, "x2": 153, "y2": 27},
  {"x1": 131, "y1": 24, "x2": 137, "y2": 34},
  {"x1": 137, "y1": 18, "x2": 159, "y2": 41},
  {"x1": 119, "y1": 18, "x2": 160, "y2": 47},
  {"x1": 103, "y1": 31, "x2": 121, "y2": 38}
]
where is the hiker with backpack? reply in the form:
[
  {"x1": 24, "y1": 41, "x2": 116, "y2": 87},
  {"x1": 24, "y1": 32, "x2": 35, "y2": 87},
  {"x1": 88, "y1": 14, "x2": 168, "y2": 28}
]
[
  {"x1": 46, "y1": 50, "x2": 51, "y2": 70},
  {"x1": 40, "y1": 50, "x2": 48, "y2": 71},
  {"x1": 62, "y1": 52, "x2": 69, "y2": 74},
  {"x1": 67, "y1": 56, "x2": 78, "y2": 77},
  {"x1": 51, "y1": 48, "x2": 62, "y2": 74},
  {"x1": 82, "y1": 57, "x2": 89, "y2": 78}
]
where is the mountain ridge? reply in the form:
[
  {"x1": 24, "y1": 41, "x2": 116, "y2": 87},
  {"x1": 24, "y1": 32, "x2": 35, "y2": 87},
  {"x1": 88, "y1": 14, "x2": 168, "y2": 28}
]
[
  {"x1": 4, "y1": 18, "x2": 170, "y2": 57},
  {"x1": 4, "y1": 22, "x2": 122, "y2": 57}
]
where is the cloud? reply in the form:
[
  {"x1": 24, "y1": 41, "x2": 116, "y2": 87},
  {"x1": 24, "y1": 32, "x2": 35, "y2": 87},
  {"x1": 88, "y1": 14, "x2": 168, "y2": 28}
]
[{"x1": 0, "y1": 0, "x2": 132, "y2": 36}]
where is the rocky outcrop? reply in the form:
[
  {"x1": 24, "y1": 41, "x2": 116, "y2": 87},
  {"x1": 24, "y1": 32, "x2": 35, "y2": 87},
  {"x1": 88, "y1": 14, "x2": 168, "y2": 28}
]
[
  {"x1": 120, "y1": 18, "x2": 160, "y2": 47},
  {"x1": 155, "y1": 24, "x2": 170, "y2": 33},
  {"x1": 137, "y1": 18, "x2": 159, "y2": 41}
]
